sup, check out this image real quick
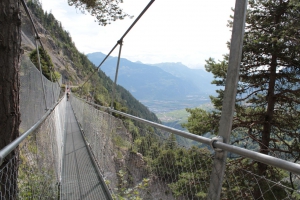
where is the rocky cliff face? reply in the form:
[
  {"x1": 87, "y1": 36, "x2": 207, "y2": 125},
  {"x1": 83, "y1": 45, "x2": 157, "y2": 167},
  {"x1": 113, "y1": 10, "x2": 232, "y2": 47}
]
[
  {"x1": 21, "y1": 5, "x2": 81, "y2": 85},
  {"x1": 101, "y1": 116, "x2": 176, "y2": 200}
]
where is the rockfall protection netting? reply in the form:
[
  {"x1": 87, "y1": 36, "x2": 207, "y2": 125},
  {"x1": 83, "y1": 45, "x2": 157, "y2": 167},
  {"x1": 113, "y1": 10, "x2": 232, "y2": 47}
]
[
  {"x1": 19, "y1": 55, "x2": 61, "y2": 133},
  {"x1": 70, "y1": 96, "x2": 300, "y2": 200},
  {"x1": 0, "y1": 55, "x2": 64, "y2": 199}
]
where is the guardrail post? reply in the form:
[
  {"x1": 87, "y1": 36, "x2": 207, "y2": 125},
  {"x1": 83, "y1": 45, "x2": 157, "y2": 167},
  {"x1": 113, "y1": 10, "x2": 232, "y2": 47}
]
[{"x1": 207, "y1": 0, "x2": 248, "y2": 199}]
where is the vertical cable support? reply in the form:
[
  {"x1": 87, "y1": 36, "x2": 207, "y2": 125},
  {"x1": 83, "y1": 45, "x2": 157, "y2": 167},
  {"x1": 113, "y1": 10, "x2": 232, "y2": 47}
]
[
  {"x1": 35, "y1": 37, "x2": 48, "y2": 110},
  {"x1": 79, "y1": 0, "x2": 155, "y2": 93},
  {"x1": 20, "y1": 0, "x2": 61, "y2": 89},
  {"x1": 110, "y1": 40, "x2": 123, "y2": 110}
]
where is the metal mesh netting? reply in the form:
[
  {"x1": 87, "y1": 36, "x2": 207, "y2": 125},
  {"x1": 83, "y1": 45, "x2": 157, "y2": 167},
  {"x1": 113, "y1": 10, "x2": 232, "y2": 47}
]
[
  {"x1": 60, "y1": 102, "x2": 111, "y2": 200},
  {"x1": 0, "y1": 53, "x2": 64, "y2": 199},
  {"x1": 70, "y1": 96, "x2": 300, "y2": 200},
  {"x1": 18, "y1": 98, "x2": 65, "y2": 199},
  {"x1": 19, "y1": 55, "x2": 61, "y2": 133},
  {"x1": 221, "y1": 166, "x2": 300, "y2": 200},
  {"x1": 70, "y1": 96, "x2": 214, "y2": 199},
  {"x1": 0, "y1": 97, "x2": 66, "y2": 199}
]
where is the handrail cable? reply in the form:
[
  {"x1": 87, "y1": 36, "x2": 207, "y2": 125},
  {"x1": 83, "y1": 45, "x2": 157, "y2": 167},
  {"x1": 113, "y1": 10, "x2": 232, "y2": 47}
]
[
  {"x1": 20, "y1": 0, "x2": 61, "y2": 88},
  {"x1": 79, "y1": 0, "x2": 155, "y2": 93},
  {"x1": 76, "y1": 96, "x2": 300, "y2": 176},
  {"x1": 69, "y1": 101, "x2": 114, "y2": 200},
  {"x1": 0, "y1": 96, "x2": 64, "y2": 166}
]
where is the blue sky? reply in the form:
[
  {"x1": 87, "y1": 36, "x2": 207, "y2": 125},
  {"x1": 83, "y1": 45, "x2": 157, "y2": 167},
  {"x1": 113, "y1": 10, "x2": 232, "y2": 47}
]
[{"x1": 41, "y1": 0, "x2": 236, "y2": 68}]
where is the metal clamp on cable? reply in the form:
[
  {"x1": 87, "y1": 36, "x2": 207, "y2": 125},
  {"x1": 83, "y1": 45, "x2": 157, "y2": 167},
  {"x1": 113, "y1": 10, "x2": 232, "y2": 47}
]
[
  {"x1": 210, "y1": 136, "x2": 223, "y2": 152},
  {"x1": 117, "y1": 39, "x2": 123, "y2": 45}
]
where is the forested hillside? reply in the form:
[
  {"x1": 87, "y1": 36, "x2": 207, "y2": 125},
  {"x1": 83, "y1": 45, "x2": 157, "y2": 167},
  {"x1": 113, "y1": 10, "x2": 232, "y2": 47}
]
[{"x1": 24, "y1": 0, "x2": 159, "y2": 123}]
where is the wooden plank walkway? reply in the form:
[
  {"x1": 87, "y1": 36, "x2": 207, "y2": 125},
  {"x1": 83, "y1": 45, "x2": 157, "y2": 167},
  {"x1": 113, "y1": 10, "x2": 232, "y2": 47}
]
[{"x1": 60, "y1": 102, "x2": 111, "y2": 200}]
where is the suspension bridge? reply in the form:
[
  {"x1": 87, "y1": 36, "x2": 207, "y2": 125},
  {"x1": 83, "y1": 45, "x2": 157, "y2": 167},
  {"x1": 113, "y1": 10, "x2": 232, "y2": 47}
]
[{"x1": 1, "y1": 0, "x2": 300, "y2": 199}]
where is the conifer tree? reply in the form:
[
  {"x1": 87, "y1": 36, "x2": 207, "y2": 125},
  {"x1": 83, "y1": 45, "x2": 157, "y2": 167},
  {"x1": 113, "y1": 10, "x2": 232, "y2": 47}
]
[
  {"x1": 236, "y1": 0, "x2": 300, "y2": 174},
  {"x1": 183, "y1": 0, "x2": 300, "y2": 187}
]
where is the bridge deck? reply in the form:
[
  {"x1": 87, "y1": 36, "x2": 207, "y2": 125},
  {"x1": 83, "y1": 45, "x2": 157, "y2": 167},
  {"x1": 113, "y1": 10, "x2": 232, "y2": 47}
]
[{"x1": 61, "y1": 102, "x2": 110, "y2": 200}]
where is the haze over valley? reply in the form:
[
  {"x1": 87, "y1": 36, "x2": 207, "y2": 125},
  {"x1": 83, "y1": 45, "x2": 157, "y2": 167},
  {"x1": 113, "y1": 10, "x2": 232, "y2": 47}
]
[{"x1": 87, "y1": 52, "x2": 218, "y2": 114}]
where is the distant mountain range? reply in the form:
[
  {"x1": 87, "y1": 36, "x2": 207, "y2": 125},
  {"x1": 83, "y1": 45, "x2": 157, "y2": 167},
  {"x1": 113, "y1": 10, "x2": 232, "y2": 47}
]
[
  {"x1": 87, "y1": 52, "x2": 217, "y2": 103},
  {"x1": 150, "y1": 62, "x2": 216, "y2": 95}
]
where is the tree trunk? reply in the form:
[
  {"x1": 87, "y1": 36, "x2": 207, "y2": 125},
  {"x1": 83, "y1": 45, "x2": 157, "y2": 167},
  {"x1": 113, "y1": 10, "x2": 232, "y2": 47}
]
[
  {"x1": 0, "y1": 0, "x2": 21, "y2": 199},
  {"x1": 254, "y1": 54, "x2": 277, "y2": 199}
]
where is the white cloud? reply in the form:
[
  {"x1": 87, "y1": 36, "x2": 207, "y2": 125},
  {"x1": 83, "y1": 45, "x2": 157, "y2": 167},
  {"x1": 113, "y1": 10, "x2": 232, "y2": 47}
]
[{"x1": 41, "y1": 0, "x2": 235, "y2": 67}]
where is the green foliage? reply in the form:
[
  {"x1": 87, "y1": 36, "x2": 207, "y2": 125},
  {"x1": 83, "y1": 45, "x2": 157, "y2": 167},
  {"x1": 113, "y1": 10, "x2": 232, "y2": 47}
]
[
  {"x1": 152, "y1": 146, "x2": 213, "y2": 198},
  {"x1": 112, "y1": 101, "x2": 128, "y2": 119},
  {"x1": 61, "y1": 84, "x2": 66, "y2": 90},
  {"x1": 166, "y1": 134, "x2": 176, "y2": 150},
  {"x1": 129, "y1": 124, "x2": 299, "y2": 199},
  {"x1": 113, "y1": 134, "x2": 130, "y2": 150},
  {"x1": 180, "y1": 0, "x2": 300, "y2": 198},
  {"x1": 68, "y1": 0, "x2": 132, "y2": 26},
  {"x1": 124, "y1": 119, "x2": 139, "y2": 140},
  {"x1": 29, "y1": 47, "x2": 61, "y2": 82},
  {"x1": 94, "y1": 85, "x2": 109, "y2": 106},
  {"x1": 53, "y1": 71, "x2": 61, "y2": 82},
  {"x1": 18, "y1": 167, "x2": 58, "y2": 199},
  {"x1": 80, "y1": 82, "x2": 91, "y2": 96},
  {"x1": 221, "y1": 158, "x2": 296, "y2": 200},
  {"x1": 18, "y1": 136, "x2": 58, "y2": 199},
  {"x1": 182, "y1": 108, "x2": 217, "y2": 136},
  {"x1": 27, "y1": 1, "x2": 96, "y2": 81},
  {"x1": 71, "y1": 86, "x2": 79, "y2": 93},
  {"x1": 27, "y1": 0, "x2": 160, "y2": 131},
  {"x1": 184, "y1": 0, "x2": 300, "y2": 162},
  {"x1": 204, "y1": 57, "x2": 228, "y2": 111},
  {"x1": 169, "y1": 172, "x2": 207, "y2": 199},
  {"x1": 130, "y1": 130, "x2": 214, "y2": 198},
  {"x1": 112, "y1": 170, "x2": 150, "y2": 200},
  {"x1": 240, "y1": 0, "x2": 300, "y2": 166}
]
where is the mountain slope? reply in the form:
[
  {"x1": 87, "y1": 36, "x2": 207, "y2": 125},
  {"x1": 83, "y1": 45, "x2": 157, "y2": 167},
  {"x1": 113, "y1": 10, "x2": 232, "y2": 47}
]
[
  {"x1": 151, "y1": 62, "x2": 217, "y2": 95},
  {"x1": 23, "y1": 0, "x2": 159, "y2": 123},
  {"x1": 88, "y1": 52, "x2": 204, "y2": 101}
]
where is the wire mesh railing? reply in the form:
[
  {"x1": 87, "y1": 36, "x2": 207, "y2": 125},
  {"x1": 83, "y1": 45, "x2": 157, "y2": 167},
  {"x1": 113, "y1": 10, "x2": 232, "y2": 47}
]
[
  {"x1": 20, "y1": 55, "x2": 61, "y2": 133},
  {"x1": 70, "y1": 95, "x2": 300, "y2": 200},
  {"x1": 0, "y1": 64, "x2": 64, "y2": 200},
  {"x1": 17, "y1": 98, "x2": 66, "y2": 199},
  {"x1": 0, "y1": 98, "x2": 66, "y2": 199}
]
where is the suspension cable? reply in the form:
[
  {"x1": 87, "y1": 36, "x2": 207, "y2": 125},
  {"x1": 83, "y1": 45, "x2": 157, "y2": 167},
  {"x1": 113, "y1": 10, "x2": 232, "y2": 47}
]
[
  {"x1": 119, "y1": 0, "x2": 155, "y2": 42},
  {"x1": 20, "y1": 0, "x2": 61, "y2": 88},
  {"x1": 79, "y1": 0, "x2": 155, "y2": 94}
]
